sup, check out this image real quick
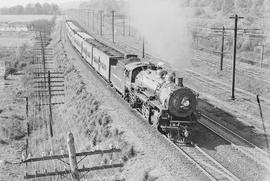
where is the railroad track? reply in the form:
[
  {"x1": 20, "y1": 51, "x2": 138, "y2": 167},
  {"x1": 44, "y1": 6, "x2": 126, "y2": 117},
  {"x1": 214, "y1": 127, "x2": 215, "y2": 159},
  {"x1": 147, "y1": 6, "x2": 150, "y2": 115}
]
[
  {"x1": 186, "y1": 68, "x2": 270, "y2": 105},
  {"x1": 166, "y1": 137, "x2": 241, "y2": 181},
  {"x1": 199, "y1": 114, "x2": 270, "y2": 170},
  {"x1": 193, "y1": 52, "x2": 270, "y2": 85}
]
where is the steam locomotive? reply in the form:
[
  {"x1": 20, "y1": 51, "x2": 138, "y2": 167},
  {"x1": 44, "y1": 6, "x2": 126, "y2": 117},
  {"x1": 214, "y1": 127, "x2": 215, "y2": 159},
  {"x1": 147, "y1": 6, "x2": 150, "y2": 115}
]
[{"x1": 65, "y1": 19, "x2": 198, "y2": 142}]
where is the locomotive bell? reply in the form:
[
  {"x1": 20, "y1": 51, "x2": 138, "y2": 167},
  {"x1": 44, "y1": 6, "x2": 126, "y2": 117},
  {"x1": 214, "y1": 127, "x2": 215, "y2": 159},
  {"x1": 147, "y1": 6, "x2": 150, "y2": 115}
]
[
  {"x1": 175, "y1": 77, "x2": 183, "y2": 87},
  {"x1": 165, "y1": 73, "x2": 174, "y2": 83}
]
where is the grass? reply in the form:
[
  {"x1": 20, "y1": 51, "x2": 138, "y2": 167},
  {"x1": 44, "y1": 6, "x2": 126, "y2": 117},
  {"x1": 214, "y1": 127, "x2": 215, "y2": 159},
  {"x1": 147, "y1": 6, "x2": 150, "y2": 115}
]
[{"x1": 142, "y1": 170, "x2": 159, "y2": 181}]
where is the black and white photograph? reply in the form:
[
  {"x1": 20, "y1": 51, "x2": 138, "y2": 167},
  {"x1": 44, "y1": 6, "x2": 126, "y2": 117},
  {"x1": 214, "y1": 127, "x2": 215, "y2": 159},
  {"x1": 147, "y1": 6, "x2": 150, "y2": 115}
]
[{"x1": 0, "y1": 0, "x2": 269, "y2": 180}]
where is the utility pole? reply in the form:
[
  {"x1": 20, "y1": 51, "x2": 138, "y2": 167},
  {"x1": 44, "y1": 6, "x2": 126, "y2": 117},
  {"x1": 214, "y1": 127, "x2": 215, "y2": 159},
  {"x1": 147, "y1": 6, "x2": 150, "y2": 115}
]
[
  {"x1": 258, "y1": 43, "x2": 266, "y2": 68},
  {"x1": 99, "y1": 10, "x2": 103, "y2": 36},
  {"x1": 67, "y1": 132, "x2": 80, "y2": 181},
  {"x1": 220, "y1": 26, "x2": 225, "y2": 71},
  {"x1": 212, "y1": 20, "x2": 260, "y2": 99},
  {"x1": 92, "y1": 11, "x2": 95, "y2": 32},
  {"x1": 230, "y1": 14, "x2": 243, "y2": 100},
  {"x1": 256, "y1": 95, "x2": 270, "y2": 155},
  {"x1": 112, "y1": 10, "x2": 115, "y2": 43},
  {"x1": 128, "y1": 17, "x2": 131, "y2": 36},
  {"x1": 261, "y1": 44, "x2": 264, "y2": 68},
  {"x1": 212, "y1": 26, "x2": 226, "y2": 70},
  {"x1": 48, "y1": 71, "x2": 53, "y2": 138},
  {"x1": 142, "y1": 37, "x2": 145, "y2": 58},
  {"x1": 23, "y1": 132, "x2": 123, "y2": 180},
  {"x1": 87, "y1": 10, "x2": 90, "y2": 31},
  {"x1": 123, "y1": 17, "x2": 125, "y2": 36},
  {"x1": 25, "y1": 96, "x2": 29, "y2": 158}
]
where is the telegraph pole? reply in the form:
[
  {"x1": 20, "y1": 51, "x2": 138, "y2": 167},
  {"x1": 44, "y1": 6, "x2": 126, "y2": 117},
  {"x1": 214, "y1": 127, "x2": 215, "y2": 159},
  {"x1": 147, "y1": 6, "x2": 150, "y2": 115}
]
[
  {"x1": 261, "y1": 44, "x2": 265, "y2": 68},
  {"x1": 23, "y1": 132, "x2": 123, "y2": 180},
  {"x1": 67, "y1": 132, "x2": 80, "y2": 181},
  {"x1": 230, "y1": 14, "x2": 243, "y2": 100},
  {"x1": 257, "y1": 43, "x2": 266, "y2": 68},
  {"x1": 48, "y1": 71, "x2": 53, "y2": 138},
  {"x1": 142, "y1": 37, "x2": 145, "y2": 58},
  {"x1": 112, "y1": 10, "x2": 115, "y2": 43},
  {"x1": 25, "y1": 96, "x2": 29, "y2": 158},
  {"x1": 123, "y1": 17, "x2": 125, "y2": 36},
  {"x1": 220, "y1": 26, "x2": 225, "y2": 70},
  {"x1": 87, "y1": 10, "x2": 90, "y2": 31},
  {"x1": 128, "y1": 17, "x2": 131, "y2": 36},
  {"x1": 99, "y1": 10, "x2": 103, "y2": 36},
  {"x1": 212, "y1": 19, "x2": 260, "y2": 99},
  {"x1": 92, "y1": 11, "x2": 95, "y2": 32}
]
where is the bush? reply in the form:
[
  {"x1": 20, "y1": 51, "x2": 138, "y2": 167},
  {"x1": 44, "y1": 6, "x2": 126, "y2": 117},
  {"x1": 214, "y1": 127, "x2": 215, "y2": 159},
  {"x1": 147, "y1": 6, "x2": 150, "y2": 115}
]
[{"x1": 4, "y1": 67, "x2": 17, "y2": 80}]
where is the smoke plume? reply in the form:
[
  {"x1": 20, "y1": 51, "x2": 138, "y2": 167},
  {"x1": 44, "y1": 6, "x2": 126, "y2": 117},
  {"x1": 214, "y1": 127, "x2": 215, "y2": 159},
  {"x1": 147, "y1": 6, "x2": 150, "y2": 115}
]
[{"x1": 127, "y1": 0, "x2": 192, "y2": 73}]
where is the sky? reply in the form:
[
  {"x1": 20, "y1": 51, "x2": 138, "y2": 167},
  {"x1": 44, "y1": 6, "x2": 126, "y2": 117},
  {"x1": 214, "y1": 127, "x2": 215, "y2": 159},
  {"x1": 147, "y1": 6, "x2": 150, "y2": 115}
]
[{"x1": 0, "y1": 0, "x2": 83, "y2": 8}]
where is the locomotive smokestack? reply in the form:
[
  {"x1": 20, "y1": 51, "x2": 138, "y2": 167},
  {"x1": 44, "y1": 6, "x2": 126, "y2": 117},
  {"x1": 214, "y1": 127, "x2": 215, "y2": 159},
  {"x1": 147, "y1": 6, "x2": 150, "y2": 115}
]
[{"x1": 175, "y1": 77, "x2": 183, "y2": 87}]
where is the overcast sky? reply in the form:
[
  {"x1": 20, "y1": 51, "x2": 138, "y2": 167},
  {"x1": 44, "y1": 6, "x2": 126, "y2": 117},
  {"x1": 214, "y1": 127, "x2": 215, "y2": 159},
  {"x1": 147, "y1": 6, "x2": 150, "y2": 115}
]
[{"x1": 0, "y1": 0, "x2": 83, "y2": 8}]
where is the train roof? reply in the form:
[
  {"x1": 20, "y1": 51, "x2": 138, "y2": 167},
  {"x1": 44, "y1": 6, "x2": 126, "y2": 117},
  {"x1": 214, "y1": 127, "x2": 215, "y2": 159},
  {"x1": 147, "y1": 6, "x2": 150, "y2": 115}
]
[
  {"x1": 125, "y1": 61, "x2": 151, "y2": 71},
  {"x1": 87, "y1": 39, "x2": 124, "y2": 57},
  {"x1": 66, "y1": 20, "x2": 125, "y2": 57},
  {"x1": 67, "y1": 21, "x2": 81, "y2": 32},
  {"x1": 77, "y1": 32, "x2": 94, "y2": 40}
]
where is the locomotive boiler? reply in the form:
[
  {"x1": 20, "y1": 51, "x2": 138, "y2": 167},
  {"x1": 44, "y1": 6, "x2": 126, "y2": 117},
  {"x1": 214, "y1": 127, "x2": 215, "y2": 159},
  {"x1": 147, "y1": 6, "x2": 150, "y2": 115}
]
[{"x1": 135, "y1": 69, "x2": 197, "y2": 118}]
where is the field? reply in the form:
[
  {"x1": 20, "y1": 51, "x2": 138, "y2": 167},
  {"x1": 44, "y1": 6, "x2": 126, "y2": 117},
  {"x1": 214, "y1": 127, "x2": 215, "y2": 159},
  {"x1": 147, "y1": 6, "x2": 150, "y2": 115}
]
[
  {"x1": 0, "y1": 31, "x2": 33, "y2": 47},
  {"x1": 0, "y1": 15, "x2": 55, "y2": 23}
]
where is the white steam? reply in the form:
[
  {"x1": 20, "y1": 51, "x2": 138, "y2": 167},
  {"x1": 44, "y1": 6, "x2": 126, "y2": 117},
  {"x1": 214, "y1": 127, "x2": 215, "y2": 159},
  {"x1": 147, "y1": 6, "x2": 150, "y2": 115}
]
[{"x1": 127, "y1": 0, "x2": 192, "y2": 72}]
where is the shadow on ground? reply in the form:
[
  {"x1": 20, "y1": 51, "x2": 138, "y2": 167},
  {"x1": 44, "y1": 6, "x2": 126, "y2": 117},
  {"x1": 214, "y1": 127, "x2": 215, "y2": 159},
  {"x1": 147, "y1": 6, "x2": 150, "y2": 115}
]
[{"x1": 192, "y1": 98, "x2": 270, "y2": 151}]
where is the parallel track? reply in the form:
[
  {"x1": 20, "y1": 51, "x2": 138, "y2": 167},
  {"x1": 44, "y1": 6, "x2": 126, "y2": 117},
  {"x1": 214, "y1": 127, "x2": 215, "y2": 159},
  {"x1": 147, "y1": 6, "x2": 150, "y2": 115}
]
[
  {"x1": 199, "y1": 113, "x2": 270, "y2": 171},
  {"x1": 193, "y1": 52, "x2": 270, "y2": 85}
]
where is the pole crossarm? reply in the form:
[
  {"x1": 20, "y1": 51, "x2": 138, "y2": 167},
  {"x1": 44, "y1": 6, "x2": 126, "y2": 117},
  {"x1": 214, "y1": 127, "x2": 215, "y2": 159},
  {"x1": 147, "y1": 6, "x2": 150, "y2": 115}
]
[
  {"x1": 34, "y1": 85, "x2": 64, "y2": 88},
  {"x1": 35, "y1": 102, "x2": 65, "y2": 106},
  {"x1": 33, "y1": 93, "x2": 65, "y2": 97},
  {"x1": 24, "y1": 163, "x2": 124, "y2": 179},
  {"x1": 33, "y1": 76, "x2": 65, "y2": 79},
  {"x1": 22, "y1": 148, "x2": 121, "y2": 163},
  {"x1": 33, "y1": 72, "x2": 64, "y2": 75},
  {"x1": 34, "y1": 89, "x2": 64, "y2": 92},
  {"x1": 34, "y1": 80, "x2": 64, "y2": 84}
]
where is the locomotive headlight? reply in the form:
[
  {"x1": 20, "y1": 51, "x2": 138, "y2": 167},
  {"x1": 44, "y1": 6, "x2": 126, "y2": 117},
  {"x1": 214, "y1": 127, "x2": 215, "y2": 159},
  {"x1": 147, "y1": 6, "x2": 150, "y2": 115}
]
[{"x1": 181, "y1": 97, "x2": 190, "y2": 107}]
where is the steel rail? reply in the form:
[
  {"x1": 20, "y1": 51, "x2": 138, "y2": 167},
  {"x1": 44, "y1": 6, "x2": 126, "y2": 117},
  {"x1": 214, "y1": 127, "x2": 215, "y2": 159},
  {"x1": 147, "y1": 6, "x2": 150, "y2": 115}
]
[
  {"x1": 163, "y1": 136, "x2": 241, "y2": 181},
  {"x1": 199, "y1": 113, "x2": 270, "y2": 170}
]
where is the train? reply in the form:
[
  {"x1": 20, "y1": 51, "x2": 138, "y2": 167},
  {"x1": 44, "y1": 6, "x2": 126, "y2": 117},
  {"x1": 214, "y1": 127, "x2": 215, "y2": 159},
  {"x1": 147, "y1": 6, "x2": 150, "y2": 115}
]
[{"x1": 65, "y1": 19, "x2": 199, "y2": 142}]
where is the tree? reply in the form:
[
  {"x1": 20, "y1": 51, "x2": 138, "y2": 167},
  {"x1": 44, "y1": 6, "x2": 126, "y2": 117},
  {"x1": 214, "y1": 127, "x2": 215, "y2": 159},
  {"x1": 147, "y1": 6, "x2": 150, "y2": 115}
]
[
  {"x1": 34, "y1": 3, "x2": 43, "y2": 14},
  {"x1": 42, "y1": 3, "x2": 52, "y2": 14},
  {"x1": 25, "y1": 3, "x2": 33, "y2": 14}
]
